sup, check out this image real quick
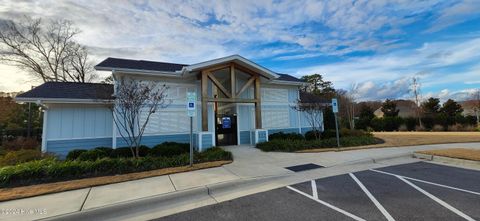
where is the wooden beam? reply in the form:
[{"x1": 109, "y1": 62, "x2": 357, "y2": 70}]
[
  {"x1": 201, "y1": 71, "x2": 208, "y2": 131},
  {"x1": 202, "y1": 63, "x2": 230, "y2": 74},
  {"x1": 230, "y1": 63, "x2": 236, "y2": 98},
  {"x1": 236, "y1": 76, "x2": 256, "y2": 97},
  {"x1": 207, "y1": 72, "x2": 232, "y2": 98},
  {"x1": 234, "y1": 64, "x2": 259, "y2": 77},
  {"x1": 254, "y1": 76, "x2": 262, "y2": 129},
  {"x1": 206, "y1": 98, "x2": 258, "y2": 103}
]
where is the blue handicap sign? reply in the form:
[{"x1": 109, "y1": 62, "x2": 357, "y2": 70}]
[{"x1": 222, "y1": 117, "x2": 231, "y2": 129}]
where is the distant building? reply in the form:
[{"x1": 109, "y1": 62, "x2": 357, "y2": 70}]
[{"x1": 374, "y1": 100, "x2": 417, "y2": 118}]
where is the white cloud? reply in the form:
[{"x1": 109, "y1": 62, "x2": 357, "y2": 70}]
[{"x1": 0, "y1": 0, "x2": 478, "y2": 94}]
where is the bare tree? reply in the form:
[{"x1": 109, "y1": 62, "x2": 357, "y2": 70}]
[
  {"x1": 344, "y1": 83, "x2": 358, "y2": 129},
  {"x1": 472, "y1": 89, "x2": 480, "y2": 127},
  {"x1": 292, "y1": 92, "x2": 328, "y2": 139},
  {"x1": 113, "y1": 78, "x2": 169, "y2": 158},
  {"x1": 411, "y1": 76, "x2": 423, "y2": 127},
  {"x1": 0, "y1": 16, "x2": 95, "y2": 83}
]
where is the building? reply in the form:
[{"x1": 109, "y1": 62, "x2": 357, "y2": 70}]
[{"x1": 16, "y1": 55, "x2": 322, "y2": 157}]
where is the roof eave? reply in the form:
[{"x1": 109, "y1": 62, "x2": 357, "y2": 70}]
[
  {"x1": 15, "y1": 97, "x2": 114, "y2": 104},
  {"x1": 270, "y1": 80, "x2": 307, "y2": 86},
  {"x1": 96, "y1": 66, "x2": 183, "y2": 78},
  {"x1": 184, "y1": 55, "x2": 280, "y2": 79}
]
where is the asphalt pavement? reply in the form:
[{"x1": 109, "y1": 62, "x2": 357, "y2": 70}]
[{"x1": 156, "y1": 162, "x2": 480, "y2": 221}]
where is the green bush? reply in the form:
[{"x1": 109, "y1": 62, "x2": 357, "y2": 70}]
[
  {"x1": 268, "y1": 132, "x2": 304, "y2": 141},
  {"x1": 0, "y1": 149, "x2": 54, "y2": 166},
  {"x1": 305, "y1": 130, "x2": 322, "y2": 140},
  {"x1": 94, "y1": 147, "x2": 113, "y2": 156},
  {"x1": 0, "y1": 148, "x2": 233, "y2": 187},
  {"x1": 256, "y1": 136, "x2": 383, "y2": 152},
  {"x1": 149, "y1": 142, "x2": 189, "y2": 157},
  {"x1": 77, "y1": 149, "x2": 109, "y2": 161},
  {"x1": 196, "y1": 147, "x2": 233, "y2": 162},
  {"x1": 110, "y1": 147, "x2": 134, "y2": 158},
  {"x1": 66, "y1": 149, "x2": 87, "y2": 161}
]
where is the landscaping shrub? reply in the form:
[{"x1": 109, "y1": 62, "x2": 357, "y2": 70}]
[
  {"x1": 404, "y1": 117, "x2": 417, "y2": 131},
  {"x1": 370, "y1": 117, "x2": 384, "y2": 131},
  {"x1": 268, "y1": 132, "x2": 304, "y2": 141},
  {"x1": 110, "y1": 147, "x2": 134, "y2": 158},
  {"x1": 0, "y1": 148, "x2": 233, "y2": 187},
  {"x1": 66, "y1": 149, "x2": 88, "y2": 161},
  {"x1": 383, "y1": 117, "x2": 403, "y2": 131},
  {"x1": 305, "y1": 130, "x2": 323, "y2": 140},
  {"x1": 256, "y1": 136, "x2": 382, "y2": 152},
  {"x1": 77, "y1": 149, "x2": 110, "y2": 161},
  {"x1": 0, "y1": 149, "x2": 53, "y2": 167},
  {"x1": 94, "y1": 147, "x2": 113, "y2": 156},
  {"x1": 149, "y1": 142, "x2": 189, "y2": 157},
  {"x1": 195, "y1": 147, "x2": 233, "y2": 162}
]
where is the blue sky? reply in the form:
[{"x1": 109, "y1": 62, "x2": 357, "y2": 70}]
[{"x1": 0, "y1": 0, "x2": 479, "y2": 101}]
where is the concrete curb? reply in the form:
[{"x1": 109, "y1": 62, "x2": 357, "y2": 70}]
[
  {"x1": 44, "y1": 153, "x2": 416, "y2": 221},
  {"x1": 341, "y1": 152, "x2": 414, "y2": 166},
  {"x1": 44, "y1": 174, "x2": 290, "y2": 221},
  {"x1": 413, "y1": 153, "x2": 480, "y2": 169},
  {"x1": 44, "y1": 186, "x2": 213, "y2": 221}
]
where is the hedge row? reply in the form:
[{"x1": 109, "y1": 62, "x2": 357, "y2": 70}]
[
  {"x1": 256, "y1": 136, "x2": 383, "y2": 152},
  {"x1": 0, "y1": 147, "x2": 232, "y2": 187},
  {"x1": 268, "y1": 129, "x2": 371, "y2": 141},
  {"x1": 66, "y1": 142, "x2": 191, "y2": 161}
]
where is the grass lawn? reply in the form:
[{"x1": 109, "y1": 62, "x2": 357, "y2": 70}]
[
  {"x1": 299, "y1": 131, "x2": 480, "y2": 153},
  {"x1": 417, "y1": 148, "x2": 480, "y2": 161},
  {"x1": 0, "y1": 160, "x2": 231, "y2": 202}
]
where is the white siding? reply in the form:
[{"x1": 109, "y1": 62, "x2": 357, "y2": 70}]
[{"x1": 47, "y1": 104, "x2": 113, "y2": 140}]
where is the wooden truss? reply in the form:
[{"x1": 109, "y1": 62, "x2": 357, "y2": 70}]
[{"x1": 201, "y1": 63, "x2": 262, "y2": 131}]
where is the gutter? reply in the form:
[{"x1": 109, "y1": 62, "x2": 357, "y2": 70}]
[{"x1": 15, "y1": 97, "x2": 114, "y2": 104}]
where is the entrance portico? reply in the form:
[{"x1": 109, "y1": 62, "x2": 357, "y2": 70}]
[{"x1": 183, "y1": 55, "x2": 282, "y2": 146}]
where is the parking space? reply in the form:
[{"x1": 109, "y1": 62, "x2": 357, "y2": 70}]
[{"x1": 156, "y1": 162, "x2": 480, "y2": 221}]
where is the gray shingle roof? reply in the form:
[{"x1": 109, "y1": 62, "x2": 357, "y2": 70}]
[
  {"x1": 95, "y1": 57, "x2": 187, "y2": 72},
  {"x1": 95, "y1": 57, "x2": 304, "y2": 83},
  {"x1": 16, "y1": 82, "x2": 114, "y2": 100},
  {"x1": 276, "y1": 73, "x2": 304, "y2": 82}
]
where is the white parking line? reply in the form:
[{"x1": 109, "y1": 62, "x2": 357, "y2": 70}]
[
  {"x1": 370, "y1": 169, "x2": 480, "y2": 196},
  {"x1": 349, "y1": 173, "x2": 396, "y2": 221},
  {"x1": 311, "y1": 180, "x2": 318, "y2": 199},
  {"x1": 396, "y1": 176, "x2": 475, "y2": 221},
  {"x1": 287, "y1": 185, "x2": 366, "y2": 221}
]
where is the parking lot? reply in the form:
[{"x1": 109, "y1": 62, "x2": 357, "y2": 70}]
[{"x1": 157, "y1": 162, "x2": 480, "y2": 221}]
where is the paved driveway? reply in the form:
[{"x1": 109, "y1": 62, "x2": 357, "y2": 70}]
[{"x1": 157, "y1": 162, "x2": 480, "y2": 221}]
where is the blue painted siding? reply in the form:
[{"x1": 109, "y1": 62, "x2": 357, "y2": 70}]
[
  {"x1": 116, "y1": 134, "x2": 190, "y2": 147},
  {"x1": 258, "y1": 131, "x2": 267, "y2": 142},
  {"x1": 238, "y1": 105, "x2": 253, "y2": 131},
  {"x1": 47, "y1": 137, "x2": 112, "y2": 157},
  {"x1": 289, "y1": 108, "x2": 298, "y2": 127},
  {"x1": 239, "y1": 131, "x2": 250, "y2": 144},
  {"x1": 288, "y1": 89, "x2": 298, "y2": 103},
  {"x1": 202, "y1": 134, "x2": 213, "y2": 148}
]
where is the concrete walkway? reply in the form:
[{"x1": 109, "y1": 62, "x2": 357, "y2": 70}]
[{"x1": 0, "y1": 142, "x2": 479, "y2": 221}]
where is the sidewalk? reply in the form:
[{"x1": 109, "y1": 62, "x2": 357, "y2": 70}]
[{"x1": 1, "y1": 142, "x2": 479, "y2": 221}]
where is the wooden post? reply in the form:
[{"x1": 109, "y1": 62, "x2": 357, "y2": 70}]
[
  {"x1": 254, "y1": 76, "x2": 262, "y2": 129},
  {"x1": 201, "y1": 71, "x2": 208, "y2": 131},
  {"x1": 230, "y1": 64, "x2": 236, "y2": 98}
]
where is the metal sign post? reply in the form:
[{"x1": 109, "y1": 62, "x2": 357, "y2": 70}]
[
  {"x1": 332, "y1": 98, "x2": 340, "y2": 147},
  {"x1": 187, "y1": 92, "x2": 197, "y2": 167}
]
